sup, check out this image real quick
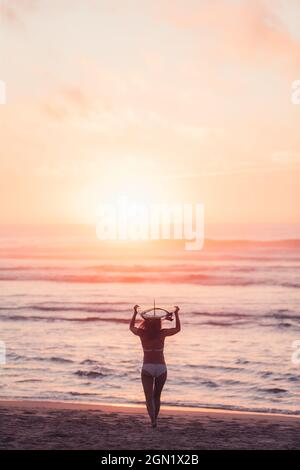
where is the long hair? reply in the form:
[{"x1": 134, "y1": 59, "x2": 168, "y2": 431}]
[{"x1": 140, "y1": 318, "x2": 162, "y2": 340}]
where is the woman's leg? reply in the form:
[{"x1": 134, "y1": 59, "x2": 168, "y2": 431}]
[
  {"x1": 154, "y1": 371, "x2": 167, "y2": 419},
  {"x1": 141, "y1": 371, "x2": 155, "y2": 424}
]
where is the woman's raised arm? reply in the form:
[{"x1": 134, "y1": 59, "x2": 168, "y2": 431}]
[
  {"x1": 129, "y1": 304, "x2": 141, "y2": 335},
  {"x1": 163, "y1": 306, "x2": 181, "y2": 336}
]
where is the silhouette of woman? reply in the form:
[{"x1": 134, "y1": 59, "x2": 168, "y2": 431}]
[{"x1": 130, "y1": 305, "x2": 181, "y2": 427}]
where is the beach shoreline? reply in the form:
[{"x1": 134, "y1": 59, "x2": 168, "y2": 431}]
[
  {"x1": 1, "y1": 398, "x2": 300, "y2": 419},
  {"x1": 0, "y1": 399, "x2": 299, "y2": 450}
]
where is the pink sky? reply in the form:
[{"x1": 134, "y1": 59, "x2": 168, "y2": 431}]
[{"x1": 0, "y1": 0, "x2": 300, "y2": 226}]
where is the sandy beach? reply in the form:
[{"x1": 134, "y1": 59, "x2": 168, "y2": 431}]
[{"x1": 0, "y1": 400, "x2": 299, "y2": 450}]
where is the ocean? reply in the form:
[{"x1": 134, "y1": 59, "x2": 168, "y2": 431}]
[{"x1": 0, "y1": 225, "x2": 300, "y2": 414}]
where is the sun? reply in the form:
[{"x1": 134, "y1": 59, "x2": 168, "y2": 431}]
[{"x1": 72, "y1": 155, "x2": 169, "y2": 224}]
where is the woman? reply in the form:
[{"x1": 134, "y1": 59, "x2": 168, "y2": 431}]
[{"x1": 129, "y1": 304, "x2": 181, "y2": 427}]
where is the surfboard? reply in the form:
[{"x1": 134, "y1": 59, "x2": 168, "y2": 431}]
[{"x1": 139, "y1": 300, "x2": 174, "y2": 320}]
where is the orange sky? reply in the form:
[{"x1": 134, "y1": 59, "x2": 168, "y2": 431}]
[{"x1": 0, "y1": 0, "x2": 300, "y2": 226}]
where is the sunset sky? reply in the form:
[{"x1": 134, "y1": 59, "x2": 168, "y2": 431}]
[{"x1": 1, "y1": 0, "x2": 300, "y2": 227}]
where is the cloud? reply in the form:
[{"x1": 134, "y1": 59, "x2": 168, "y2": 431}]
[
  {"x1": 154, "y1": 0, "x2": 300, "y2": 71},
  {"x1": 271, "y1": 150, "x2": 300, "y2": 164},
  {"x1": 41, "y1": 84, "x2": 94, "y2": 121},
  {"x1": 163, "y1": 165, "x2": 300, "y2": 180},
  {"x1": 265, "y1": 0, "x2": 300, "y2": 41},
  {"x1": 0, "y1": 0, "x2": 38, "y2": 26}
]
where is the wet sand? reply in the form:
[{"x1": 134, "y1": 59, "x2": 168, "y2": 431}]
[{"x1": 0, "y1": 400, "x2": 299, "y2": 450}]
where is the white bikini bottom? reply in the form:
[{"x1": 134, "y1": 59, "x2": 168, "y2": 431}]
[{"x1": 142, "y1": 363, "x2": 167, "y2": 378}]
